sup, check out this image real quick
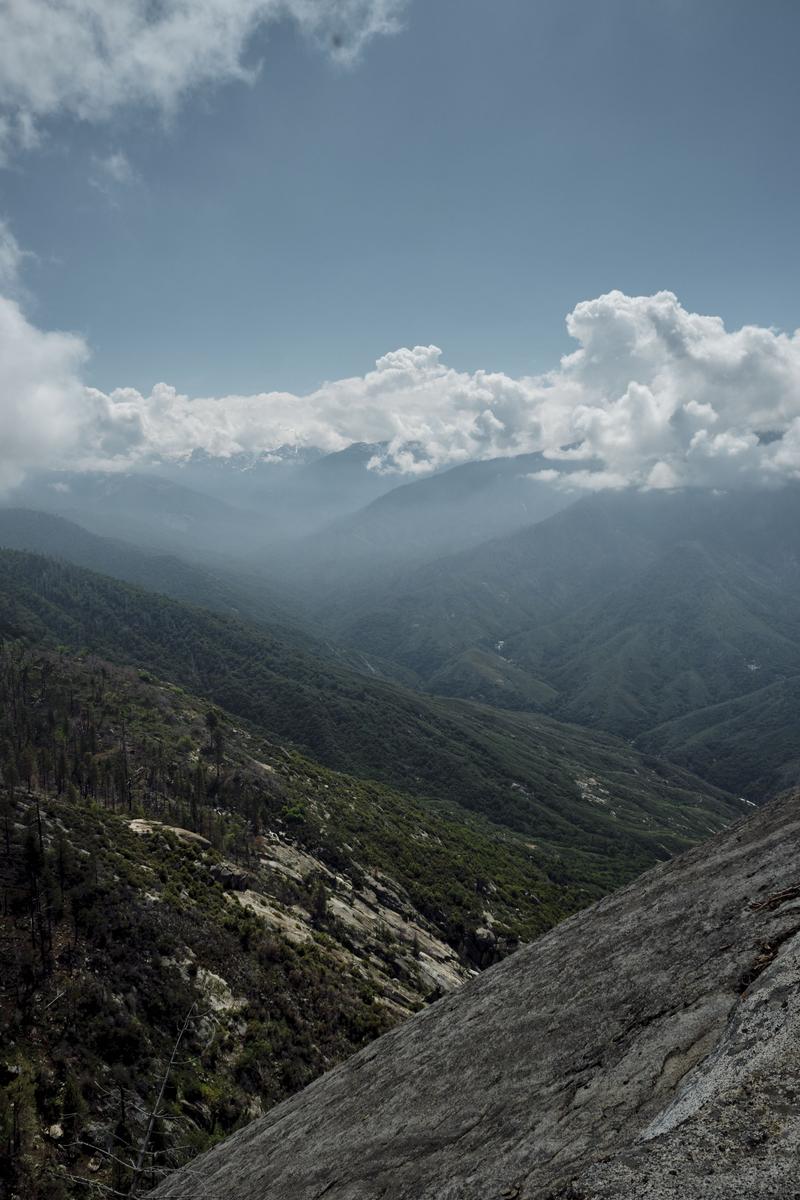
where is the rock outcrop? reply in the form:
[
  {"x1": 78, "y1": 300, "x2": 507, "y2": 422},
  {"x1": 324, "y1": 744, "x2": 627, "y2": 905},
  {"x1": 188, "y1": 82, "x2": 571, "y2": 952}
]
[
  {"x1": 152, "y1": 792, "x2": 800, "y2": 1200},
  {"x1": 209, "y1": 861, "x2": 252, "y2": 891}
]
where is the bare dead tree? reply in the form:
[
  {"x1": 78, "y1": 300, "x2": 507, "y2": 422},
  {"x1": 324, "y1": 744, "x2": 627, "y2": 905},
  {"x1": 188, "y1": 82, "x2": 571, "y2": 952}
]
[{"x1": 128, "y1": 1002, "x2": 197, "y2": 1196}]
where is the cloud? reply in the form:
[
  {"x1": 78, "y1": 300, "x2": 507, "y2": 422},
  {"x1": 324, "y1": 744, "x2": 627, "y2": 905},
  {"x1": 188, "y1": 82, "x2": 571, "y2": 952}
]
[
  {"x1": 0, "y1": 0, "x2": 410, "y2": 493},
  {"x1": 0, "y1": 0, "x2": 405, "y2": 154},
  {"x1": 93, "y1": 150, "x2": 136, "y2": 186},
  {"x1": 547, "y1": 290, "x2": 800, "y2": 489},
  {"x1": 0, "y1": 295, "x2": 89, "y2": 490},
  {"x1": 3, "y1": 10, "x2": 795, "y2": 497},
  {"x1": 89, "y1": 149, "x2": 139, "y2": 201},
  {"x1": 77, "y1": 346, "x2": 550, "y2": 473},
  {"x1": 4, "y1": 289, "x2": 800, "y2": 493},
  {"x1": 529, "y1": 468, "x2": 631, "y2": 492},
  {"x1": 0, "y1": 108, "x2": 40, "y2": 166},
  {"x1": 0, "y1": 221, "x2": 26, "y2": 291}
]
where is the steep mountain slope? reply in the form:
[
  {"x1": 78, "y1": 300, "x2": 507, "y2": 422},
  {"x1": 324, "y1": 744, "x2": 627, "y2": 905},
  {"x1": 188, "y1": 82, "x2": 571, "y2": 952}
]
[
  {"x1": 0, "y1": 507, "x2": 419, "y2": 688},
  {"x1": 271, "y1": 452, "x2": 575, "y2": 598},
  {"x1": 324, "y1": 490, "x2": 649, "y2": 679},
  {"x1": 327, "y1": 486, "x2": 800, "y2": 784},
  {"x1": 638, "y1": 674, "x2": 800, "y2": 799},
  {"x1": 0, "y1": 507, "x2": 298, "y2": 632},
  {"x1": 529, "y1": 538, "x2": 800, "y2": 734},
  {"x1": 0, "y1": 643, "x2": 572, "y2": 1198},
  {"x1": 0, "y1": 548, "x2": 741, "y2": 885},
  {"x1": 5, "y1": 471, "x2": 269, "y2": 562},
  {"x1": 329, "y1": 485, "x2": 800, "y2": 684},
  {"x1": 152, "y1": 789, "x2": 800, "y2": 1200}
]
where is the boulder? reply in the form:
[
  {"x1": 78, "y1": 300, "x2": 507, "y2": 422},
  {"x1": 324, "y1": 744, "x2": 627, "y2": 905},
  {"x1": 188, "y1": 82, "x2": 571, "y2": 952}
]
[{"x1": 209, "y1": 863, "x2": 251, "y2": 892}]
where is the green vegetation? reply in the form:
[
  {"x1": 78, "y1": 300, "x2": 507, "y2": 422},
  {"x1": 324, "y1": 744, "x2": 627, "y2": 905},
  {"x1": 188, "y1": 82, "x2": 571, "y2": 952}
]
[
  {"x1": 638, "y1": 675, "x2": 800, "y2": 799},
  {"x1": 0, "y1": 643, "x2": 606, "y2": 1197},
  {"x1": 0, "y1": 507, "x2": 301, "y2": 635},
  {"x1": 0, "y1": 548, "x2": 738, "y2": 865},
  {"x1": 322, "y1": 487, "x2": 800, "y2": 795},
  {"x1": 0, "y1": 526, "x2": 760, "y2": 1199}
]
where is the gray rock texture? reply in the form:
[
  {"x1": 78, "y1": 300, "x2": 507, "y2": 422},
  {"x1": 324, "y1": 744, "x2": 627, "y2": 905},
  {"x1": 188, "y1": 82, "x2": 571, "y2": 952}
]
[{"x1": 152, "y1": 792, "x2": 800, "y2": 1199}]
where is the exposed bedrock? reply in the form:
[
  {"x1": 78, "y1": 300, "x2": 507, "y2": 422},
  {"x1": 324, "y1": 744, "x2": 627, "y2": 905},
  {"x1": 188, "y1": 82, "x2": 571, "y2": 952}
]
[{"x1": 153, "y1": 792, "x2": 800, "y2": 1200}]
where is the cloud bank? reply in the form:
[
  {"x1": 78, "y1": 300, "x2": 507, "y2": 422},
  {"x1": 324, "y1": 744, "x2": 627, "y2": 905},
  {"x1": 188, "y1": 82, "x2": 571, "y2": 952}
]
[
  {"x1": 2, "y1": 8, "x2": 796, "y2": 496},
  {"x1": 0, "y1": 0, "x2": 405, "y2": 160},
  {"x1": 3, "y1": 289, "x2": 800, "y2": 493},
  {"x1": 0, "y1": 0, "x2": 411, "y2": 492}
]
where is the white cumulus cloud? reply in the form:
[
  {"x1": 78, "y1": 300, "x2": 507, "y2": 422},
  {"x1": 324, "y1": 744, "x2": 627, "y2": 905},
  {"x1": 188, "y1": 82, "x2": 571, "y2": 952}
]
[
  {"x1": 0, "y1": 0, "x2": 405, "y2": 159},
  {"x1": 0, "y1": 296, "x2": 89, "y2": 490},
  {"x1": 0, "y1": 0, "x2": 408, "y2": 486},
  {"x1": 4, "y1": 289, "x2": 800, "y2": 493}
]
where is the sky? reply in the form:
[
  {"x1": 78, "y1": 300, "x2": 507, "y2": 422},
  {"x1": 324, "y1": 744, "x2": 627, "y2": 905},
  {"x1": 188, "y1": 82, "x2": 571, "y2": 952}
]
[{"x1": 1, "y1": 0, "x2": 800, "y2": 490}]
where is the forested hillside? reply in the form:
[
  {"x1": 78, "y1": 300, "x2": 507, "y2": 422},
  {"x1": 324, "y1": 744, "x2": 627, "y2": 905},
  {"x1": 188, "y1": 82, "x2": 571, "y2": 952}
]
[
  {"x1": 319, "y1": 487, "x2": 800, "y2": 796},
  {"x1": 1, "y1": 496, "x2": 786, "y2": 1200},
  {"x1": 638, "y1": 674, "x2": 800, "y2": 797},
  {"x1": 0, "y1": 643, "x2": 579, "y2": 1197},
  {"x1": 0, "y1": 548, "x2": 740, "y2": 877},
  {"x1": 0, "y1": 508, "x2": 297, "y2": 633}
]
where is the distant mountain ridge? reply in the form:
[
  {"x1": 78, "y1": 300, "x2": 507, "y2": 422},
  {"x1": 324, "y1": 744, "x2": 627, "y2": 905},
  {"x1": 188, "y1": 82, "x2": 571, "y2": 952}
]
[
  {"x1": 5, "y1": 443, "x2": 410, "y2": 557},
  {"x1": 4, "y1": 469, "x2": 270, "y2": 560},
  {"x1": 0, "y1": 506, "x2": 298, "y2": 631},
  {"x1": 4, "y1": 479, "x2": 798, "y2": 803},
  {"x1": 272, "y1": 451, "x2": 577, "y2": 596},
  {"x1": 322, "y1": 486, "x2": 800, "y2": 796}
]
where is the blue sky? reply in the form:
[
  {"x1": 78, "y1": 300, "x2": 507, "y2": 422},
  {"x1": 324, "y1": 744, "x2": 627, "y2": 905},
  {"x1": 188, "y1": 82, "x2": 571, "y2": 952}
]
[
  {"x1": 3, "y1": 0, "x2": 800, "y2": 497},
  {"x1": 2, "y1": 0, "x2": 799, "y2": 397}
]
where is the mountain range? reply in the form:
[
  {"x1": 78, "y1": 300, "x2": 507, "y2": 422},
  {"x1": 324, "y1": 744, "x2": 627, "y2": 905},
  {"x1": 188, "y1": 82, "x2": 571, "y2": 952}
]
[
  {"x1": 2, "y1": 446, "x2": 799, "y2": 1198},
  {"x1": 310, "y1": 485, "x2": 800, "y2": 798}
]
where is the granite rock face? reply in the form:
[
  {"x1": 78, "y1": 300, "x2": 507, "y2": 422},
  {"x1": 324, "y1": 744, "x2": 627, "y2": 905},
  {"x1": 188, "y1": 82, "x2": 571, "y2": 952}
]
[{"x1": 152, "y1": 793, "x2": 800, "y2": 1200}]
